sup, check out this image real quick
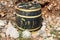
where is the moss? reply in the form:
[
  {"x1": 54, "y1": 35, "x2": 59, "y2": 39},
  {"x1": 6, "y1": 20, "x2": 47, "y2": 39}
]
[
  {"x1": 18, "y1": 37, "x2": 31, "y2": 40},
  {"x1": 0, "y1": 34, "x2": 2, "y2": 39}
]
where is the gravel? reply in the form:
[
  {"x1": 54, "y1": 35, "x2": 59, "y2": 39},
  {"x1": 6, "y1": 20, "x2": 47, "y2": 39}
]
[{"x1": 0, "y1": 0, "x2": 60, "y2": 40}]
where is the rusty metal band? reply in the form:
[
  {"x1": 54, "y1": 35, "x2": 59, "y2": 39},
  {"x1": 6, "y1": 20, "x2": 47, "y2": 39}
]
[
  {"x1": 16, "y1": 7, "x2": 41, "y2": 12},
  {"x1": 16, "y1": 13, "x2": 42, "y2": 18}
]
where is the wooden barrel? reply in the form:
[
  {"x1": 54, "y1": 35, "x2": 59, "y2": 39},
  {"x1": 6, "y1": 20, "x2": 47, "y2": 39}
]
[{"x1": 15, "y1": 2, "x2": 43, "y2": 31}]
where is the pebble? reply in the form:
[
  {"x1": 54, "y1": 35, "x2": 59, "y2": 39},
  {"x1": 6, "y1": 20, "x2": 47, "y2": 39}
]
[
  {"x1": 1, "y1": 1, "x2": 7, "y2": 5},
  {"x1": 0, "y1": 33, "x2": 5, "y2": 37},
  {"x1": 0, "y1": 20, "x2": 7, "y2": 26},
  {"x1": 5, "y1": 21, "x2": 19, "y2": 38},
  {"x1": 44, "y1": 37, "x2": 54, "y2": 40},
  {"x1": 0, "y1": 0, "x2": 60, "y2": 40},
  {"x1": 56, "y1": 27, "x2": 60, "y2": 31},
  {"x1": 22, "y1": 30, "x2": 31, "y2": 38},
  {"x1": 47, "y1": 4, "x2": 53, "y2": 10}
]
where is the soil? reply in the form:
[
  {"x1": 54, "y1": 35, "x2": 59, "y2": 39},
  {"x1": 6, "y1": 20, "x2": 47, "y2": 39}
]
[{"x1": 0, "y1": 0, "x2": 60, "y2": 40}]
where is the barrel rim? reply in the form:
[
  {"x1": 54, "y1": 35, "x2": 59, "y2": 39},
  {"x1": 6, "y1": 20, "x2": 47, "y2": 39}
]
[
  {"x1": 16, "y1": 2, "x2": 41, "y2": 12},
  {"x1": 16, "y1": 13, "x2": 42, "y2": 18},
  {"x1": 16, "y1": 23, "x2": 41, "y2": 32},
  {"x1": 16, "y1": 7, "x2": 41, "y2": 12}
]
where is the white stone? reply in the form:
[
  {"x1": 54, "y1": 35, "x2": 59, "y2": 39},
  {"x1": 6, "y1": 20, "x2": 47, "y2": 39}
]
[
  {"x1": 56, "y1": 27, "x2": 60, "y2": 31},
  {"x1": 41, "y1": 24, "x2": 46, "y2": 31},
  {"x1": 37, "y1": 30, "x2": 45, "y2": 35},
  {"x1": 48, "y1": 16, "x2": 52, "y2": 21},
  {"x1": 0, "y1": 20, "x2": 7, "y2": 26},
  {"x1": 42, "y1": 22, "x2": 46, "y2": 25},
  {"x1": 44, "y1": 37, "x2": 54, "y2": 40},
  {"x1": 42, "y1": 33, "x2": 48, "y2": 39},
  {"x1": 0, "y1": 33, "x2": 5, "y2": 37},
  {"x1": 56, "y1": 17, "x2": 60, "y2": 20},
  {"x1": 6, "y1": 21, "x2": 19, "y2": 38},
  {"x1": 37, "y1": 22, "x2": 46, "y2": 36},
  {"x1": 22, "y1": 30, "x2": 31, "y2": 38}
]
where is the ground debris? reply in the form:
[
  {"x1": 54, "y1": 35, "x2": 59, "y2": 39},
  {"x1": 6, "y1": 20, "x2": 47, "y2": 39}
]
[{"x1": 0, "y1": 0, "x2": 60, "y2": 40}]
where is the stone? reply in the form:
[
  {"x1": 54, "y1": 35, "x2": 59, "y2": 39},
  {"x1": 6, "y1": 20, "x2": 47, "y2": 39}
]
[
  {"x1": 5, "y1": 21, "x2": 19, "y2": 38},
  {"x1": 22, "y1": 30, "x2": 31, "y2": 38}
]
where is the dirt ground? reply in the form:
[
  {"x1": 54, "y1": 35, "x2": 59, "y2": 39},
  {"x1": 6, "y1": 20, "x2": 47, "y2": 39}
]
[{"x1": 0, "y1": 0, "x2": 60, "y2": 40}]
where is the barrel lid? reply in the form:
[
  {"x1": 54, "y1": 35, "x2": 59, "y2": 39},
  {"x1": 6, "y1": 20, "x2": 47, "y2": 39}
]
[{"x1": 16, "y1": 2, "x2": 41, "y2": 12}]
